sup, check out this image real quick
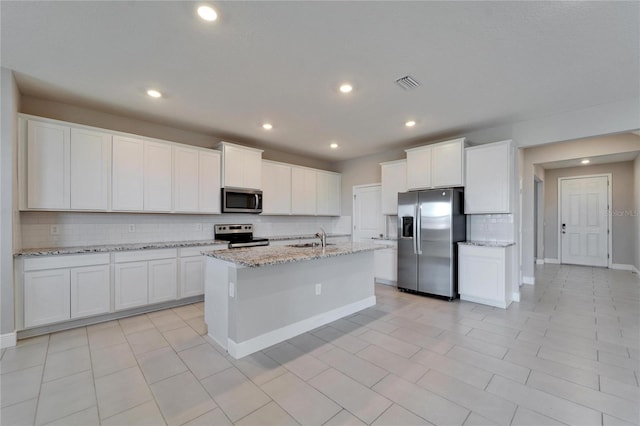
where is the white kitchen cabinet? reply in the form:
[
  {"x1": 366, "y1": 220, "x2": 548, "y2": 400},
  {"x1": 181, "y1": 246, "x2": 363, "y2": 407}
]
[
  {"x1": 219, "y1": 142, "x2": 263, "y2": 189},
  {"x1": 24, "y1": 269, "x2": 71, "y2": 328},
  {"x1": 112, "y1": 135, "x2": 144, "y2": 211},
  {"x1": 114, "y1": 261, "x2": 148, "y2": 311},
  {"x1": 70, "y1": 264, "x2": 110, "y2": 319},
  {"x1": 458, "y1": 244, "x2": 513, "y2": 309},
  {"x1": 198, "y1": 150, "x2": 221, "y2": 213},
  {"x1": 406, "y1": 145, "x2": 432, "y2": 190},
  {"x1": 380, "y1": 160, "x2": 407, "y2": 215},
  {"x1": 70, "y1": 128, "x2": 111, "y2": 210},
  {"x1": 26, "y1": 120, "x2": 71, "y2": 209},
  {"x1": 180, "y1": 257, "x2": 205, "y2": 298},
  {"x1": 373, "y1": 240, "x2": 397, "y2": 285},
  {"x1": 405, "y1": 138, "x2": 465, "y2": 191},
  {"x1": 465, "y1": 140, "x2": 512, "y2": 213},
  {"x1": 262, "y1": 160, "x2": 292, "y2": 215},
  {"x1": 316, "y1": 171, "x2": 341, "y2": 216},
  {"x1": 432, "y1": 138, "x2": 464, "y2": 187},
  {"x1": 144, "y1": 141, "x2": 173, "y2": 212},
  {"x1": 174, "y1": 147, "x2": 221, "y2": 213},
  {"x1": 291, "y1": 166, "x2": 317, "y2": 215},
  {"x1": 148, "y1": 259, "x2": 177, "y2": 303}
]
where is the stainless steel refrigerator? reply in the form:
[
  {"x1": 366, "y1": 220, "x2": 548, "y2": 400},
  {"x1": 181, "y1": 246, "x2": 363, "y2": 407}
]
[{"x1": 397, "y1": 189, "x2": 466, "y2": 299}]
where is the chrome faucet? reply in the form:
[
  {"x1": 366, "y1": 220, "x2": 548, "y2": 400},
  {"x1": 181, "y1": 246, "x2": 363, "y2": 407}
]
[{"x1": 315, "y1": 228, "x2": 327, "y2": 248}]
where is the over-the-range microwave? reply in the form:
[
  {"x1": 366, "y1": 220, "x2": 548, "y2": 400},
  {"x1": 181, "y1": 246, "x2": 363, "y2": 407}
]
[{"x1": 221, "y1": 187, "x2": 263, "y2": 214}]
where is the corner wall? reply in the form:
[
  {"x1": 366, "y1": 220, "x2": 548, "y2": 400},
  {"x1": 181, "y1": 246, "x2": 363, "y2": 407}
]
[
  {"x1": 635, "y1": 155, "x2": 640, "y2": 272},
  {"x1": 1, "y1": 68, "x2": 20, "y2": 335}
]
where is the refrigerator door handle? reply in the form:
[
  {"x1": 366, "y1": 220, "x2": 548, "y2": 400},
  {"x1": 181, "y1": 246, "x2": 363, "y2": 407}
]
[
  {"x1": 413, "y1": 206, "x2": 418, "y2": 255},
  {"x1": 416, "y1": 204, "x2": 422, "y2": 255}
]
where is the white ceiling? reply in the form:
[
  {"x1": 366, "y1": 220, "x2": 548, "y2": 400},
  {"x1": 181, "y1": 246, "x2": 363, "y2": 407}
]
[
  {"x1": 1, "y1": 1, "x2": 638, "y2": 161},
  {"x1": 540, "y1": 151, "x2": 639, "y2": 170}
]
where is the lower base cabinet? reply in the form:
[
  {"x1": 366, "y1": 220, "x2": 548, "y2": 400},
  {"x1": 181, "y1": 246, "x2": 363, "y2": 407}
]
[
  {"x1": 24, "y1": 269, "x2": 71, "y2": 328},
  {"x1": 70, "y1": 265, "x2": 110, "y2": 319},
  {"x1": 458, "y1": 244, "x2": 513, "y2": 309},
  {"x1": 114, "y1": 261, "x2": 149, "y2": 311},
  {"x1": 373, "y1": 240, "x2": 397, "y2": 284},
  {"x1": 180, "y1": 257, "x2": 205, "y2": 298},
  {"x1": 149, "y1": 259, "x2": 178, "y2": 303}
]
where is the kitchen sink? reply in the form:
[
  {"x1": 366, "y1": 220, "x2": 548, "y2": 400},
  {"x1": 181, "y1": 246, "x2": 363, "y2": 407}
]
[{"x1": 287, "y1": 243, "x2": 335, "y2": 248}]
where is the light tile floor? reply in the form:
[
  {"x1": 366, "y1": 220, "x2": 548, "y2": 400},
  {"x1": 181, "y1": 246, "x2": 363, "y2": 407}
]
[{"x1": 1, "y1": 264, "x2": 639, "y2": 426}]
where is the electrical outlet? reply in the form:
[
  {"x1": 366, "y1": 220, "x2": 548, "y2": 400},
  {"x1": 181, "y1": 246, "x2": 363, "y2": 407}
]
[
  {"x1": 315, "y1": 283, "x2": 322, "y2": 295},
  {"x1": 229, "y1": 282, "x2": 235, "y2": 298},
  {"x1": 196, "y1": 223, "x2": 203, "y2": 231},
  {"x1": 128, "y1": 224, "x2": 136, "y2": 233},
  {"x1": 50, "y1": 225, "x2": 60, "y2": 235}
]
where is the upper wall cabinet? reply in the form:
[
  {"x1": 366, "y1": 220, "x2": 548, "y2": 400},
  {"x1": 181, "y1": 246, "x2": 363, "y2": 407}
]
[
  {"x1": 262, "y1": 160, "x2": 292, "y2": 215},
  {"x1": 219, "y1": 142, "x2": 263, "y2": 190},
  {"x1": 143, "y1": 141, "x2": 173, "y2": 212},
  {"x1": 173, "y1": 146, "x2": 221, "y2": 213},
  {"x1": 380, "y1": 160, "x2": 407, "y2": 215},
  {"x1": 112, "y1": 136, "x2": 144, "y2": 211},
  {"x1": 316, "y1": 171, "x2": 341, "y2": 216},
  {"x1": 291, "y1": 166, "x2": 317, "y2": 215},
  {"x1": 465, "y1": 140, "x2": 512, "y2": 214},
  {"x1": 24, "y1": 120, "x2": 111, "y2": 211},
  {"x1": 405, "y1": 138, "x2": 465, "y2": 190}
]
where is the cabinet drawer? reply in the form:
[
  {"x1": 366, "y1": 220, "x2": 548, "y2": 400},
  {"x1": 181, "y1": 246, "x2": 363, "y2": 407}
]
[
  {"x1": 24, "y1": 253, "x2": 110, "y2": 271},
  {"x1": 114, "y1": 248, "x2": 177, "y2": 263}
]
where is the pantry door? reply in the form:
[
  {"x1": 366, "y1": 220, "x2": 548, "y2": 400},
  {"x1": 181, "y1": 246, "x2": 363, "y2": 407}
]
[{"x1": 559, "y1": 175, "x2": 610, "y2": 267}]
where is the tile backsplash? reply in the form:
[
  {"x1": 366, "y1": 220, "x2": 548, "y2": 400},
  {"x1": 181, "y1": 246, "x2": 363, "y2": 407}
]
[
  {"x1": 466, "y1": 214, "x2": 515, "y2": 242},
  {"x1": 19, "y1": 212, "x2": 352, "y2": 249}
]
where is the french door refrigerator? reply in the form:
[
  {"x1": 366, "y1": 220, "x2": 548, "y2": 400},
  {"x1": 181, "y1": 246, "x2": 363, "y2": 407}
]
[{"x1": 397, "y1": 188, "x2": 466, "y2": 299}]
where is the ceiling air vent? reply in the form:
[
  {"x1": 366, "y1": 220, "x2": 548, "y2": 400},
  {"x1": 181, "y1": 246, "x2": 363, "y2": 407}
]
[{"x1": 395, "y1": 75, "x2": 421, "y2": 90}]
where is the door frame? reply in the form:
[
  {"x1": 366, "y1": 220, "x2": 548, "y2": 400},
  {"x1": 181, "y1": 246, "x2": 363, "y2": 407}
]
[
  {"x1": 557, "y1": 173, "x2": 612, "y2": 268},
  {"x1": 352, "y1": 183, "x2": 382, "y2": 242}
]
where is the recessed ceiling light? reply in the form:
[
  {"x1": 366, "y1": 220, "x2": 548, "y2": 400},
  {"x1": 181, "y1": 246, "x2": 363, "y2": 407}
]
[
  {"x1": 339, "y1": 84, "x2": 353, "y2": 94},
  {"x1": 581, "y1": 159, "x2": 590, "y2": 164},
  {"x1": 405, "y1": 120, "x2": 416, "y2": 127},
  {"x1": 262, "y1": 123, "x2": 273, "y2": 130},
  {"x1": 197, "y1": 5, "x2": 218, "y2": 21},
  {"x1": 330, "y1": 143, "x2": 339, "y2": 149},
  {"x1": 146, "y1": 89, "x2": 162, "y2": 98}
]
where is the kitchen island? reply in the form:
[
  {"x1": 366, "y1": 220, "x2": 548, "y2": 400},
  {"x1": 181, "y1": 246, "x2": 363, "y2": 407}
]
[{"x1": 202, "y1": 242, "x2": 386, "y2": 359}]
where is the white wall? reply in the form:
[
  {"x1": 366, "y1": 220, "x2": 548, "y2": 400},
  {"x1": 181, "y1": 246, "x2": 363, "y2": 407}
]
[
  {"x1": 635, "y1": 155, "x2": 640, "y2": 272},
  {"x1": 1, "y1": 68, "x2": 20, "y2": 335},
  {"x1": 521, "y1": 134, "x2": 640, "y2": 279},
  {"x1": 543, "y1": 161, "x2": 636, "y2": 265}
]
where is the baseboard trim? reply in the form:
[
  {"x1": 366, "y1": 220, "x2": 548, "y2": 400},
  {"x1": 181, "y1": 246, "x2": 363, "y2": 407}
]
[
  {"x1": 611, "y1": 263, "x2": 636, "y2": 272},
  {"x1": 374, "y1": 278, "x2": 397, "y2": 286},
  {"x1": 226, "y1": 295, "x2": 376, "y2": 359},
  {"x1": 1, "y1": 332, "x2": 17, "y2": 348},
  {"x1": 544, "y1": 258, "x2": 560, "y2": 264},
  {"x1": 522, "y1": 276, "x2": 535, "y2": 285},
  {"x1": 460, "y1": 294, "x2": 511, "y2": 309},
  {"x1": 512, "y1": 292, "x2": 521, "y2": 302},
  {"x1": 536, "y1": 259, "x2": 545, "y2": 265}
]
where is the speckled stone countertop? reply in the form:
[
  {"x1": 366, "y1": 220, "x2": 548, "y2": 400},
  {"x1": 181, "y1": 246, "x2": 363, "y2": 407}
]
[
  {"x1": 263, "y1": 233, "x2": 351, "y2": 241},
  {"x1": 15, "y1": 239, "x2": 228, "y2": 257},
  {"x1": 203, "y1": 241, "x2": 389, "y2": 267},
  {"x1": 458, "y1": 241, "x2": 515, "y2": 248}
]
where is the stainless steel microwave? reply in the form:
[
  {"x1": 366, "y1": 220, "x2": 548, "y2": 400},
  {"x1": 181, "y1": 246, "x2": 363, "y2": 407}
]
[{"x1": 221, "y1": 187, "x2": 263, "y2": 213}]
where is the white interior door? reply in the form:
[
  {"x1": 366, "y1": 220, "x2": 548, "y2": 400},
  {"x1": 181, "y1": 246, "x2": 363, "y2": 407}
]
[
  {"x1": 560, "y1": 176, "x2": 609, "y2": 267},
  {"x1": 353, "y1": 184, "x2": 383, "y2": 242}
]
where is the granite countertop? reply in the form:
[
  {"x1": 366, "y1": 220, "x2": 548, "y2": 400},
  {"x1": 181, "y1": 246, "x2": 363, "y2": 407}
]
[
  {"x1": 203, "y1": 241, "x2": 389, "y2": 267},
  {"x1": 458, "y1": 241, "x2": 515, "y2": 248},
  {"x1": 15, "y1": 239, "x2": 228, "y2": 257},
  {"x1": 371, "y1": 237, "x2": 398, "y2": 241},
  {"x1": 265, "y1": 233, "x2": 351, "y2": 242}
]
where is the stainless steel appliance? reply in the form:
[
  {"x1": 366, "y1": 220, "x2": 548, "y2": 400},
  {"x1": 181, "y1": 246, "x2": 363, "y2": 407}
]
[
  {"x1": 397, "y1": 189, "x2": 466, "y2": 299},
  {"x1": 215, "y1": 224, "x2": 269, "y2": 248},
  {"x1": 221, "y1": 188, "x2": 263, "y2": 213}
]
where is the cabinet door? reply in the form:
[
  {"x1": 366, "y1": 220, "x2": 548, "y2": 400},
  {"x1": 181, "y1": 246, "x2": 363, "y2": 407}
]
[
  {"x1": 406, "y1": 146, "x2": 432, "y2": 190},
  {"x1": 173, "y1": 146, "x2": 199, "y2": 212},
  {"x1": 112, "y1": 136, "x2": 144, "y2": 211},
  {"x1": 27, "y1": 120, "x2": 71, "y2": 209},
  {"x1": 242, "y1": 149, "x2": 262, "y2": 190},
  {"x1": 24, "y1": 269, "x2": 71, "y2": 327},
  {"x1": 458, "y1": 246, "x2": 505, "y2": 301},
  {"x1": 222, "y1": 144, "x2": 245, "y2": 188},
  {"x1": 262, "y1": 161, "x2": 292, "y2": 215},
  {"x1": 180, "y1": 257, "x2": 205, "y2": 298},
  {"x1": 374, "y1": 247, "x2": 397, "y2": 283},
  {"x1": 291, "y1": 167, "x2": 317, "y2": 215},
  {"x1": 465, "y1": 141, "x2": 511, "y2": 213},
  {"x1": 114, "y1": 261, "x2": 148, "y2": 310},
  {"x1": 144, "y1": 141, "x2": 173, "y2": 212},
  {"x1": 432, "y1": 139, "x2": 464, "y2": 187},
  {"x1": 316, "y1": 172, "x2": 341, "y2": 216},
  {"x1": 148, "y1": 259, "x2": 177, "y2": 304},
  {"x1": 70, "y1": 264, "x2": 110, "y2": 319},
  {"x1": 70, "y1": 128, "x2": 111, "y2": 210},
  {"x1": 199, "y1": 150, "x2": 221, "y2": 213},
  {"x1": 380, "y1": 161, "x2": 407, "y2": 215}
]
